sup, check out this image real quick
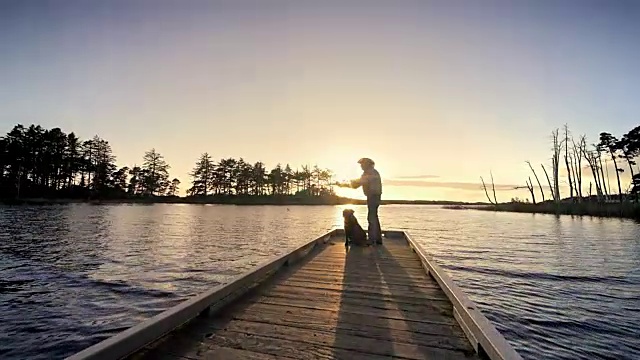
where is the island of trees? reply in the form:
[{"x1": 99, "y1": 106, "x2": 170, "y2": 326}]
[
  {"x1": 0, "y1": 124, "x2": 347, "y2": 205},
  {"x1": 480, "y1": 124, "x2": 640, "y2": 219}
]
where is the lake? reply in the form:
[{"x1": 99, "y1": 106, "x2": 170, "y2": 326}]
[{"x1": 1, "y1": 204, "x2": 639, "y2": 359}]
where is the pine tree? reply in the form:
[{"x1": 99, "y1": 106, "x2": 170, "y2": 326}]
[
  {"x1": 141, "y1": 148, "x2": 170, "y2": 196},
  {"x1": 189, "y1": 153, "x2": 214, "y2": 196}
]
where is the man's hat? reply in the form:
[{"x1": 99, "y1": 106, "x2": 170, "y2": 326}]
[{"x1": 357, "y1": 158, "x2": 375, "y2": 166}]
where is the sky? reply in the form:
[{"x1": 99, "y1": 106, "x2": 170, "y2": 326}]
[{"x1": 1, "y1": 0, "x2": 639, "y2": 201}]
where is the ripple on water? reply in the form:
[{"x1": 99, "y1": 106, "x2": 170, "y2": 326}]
[{"x1": 0, "y1": 204, "x2": 639, "y2": 360}]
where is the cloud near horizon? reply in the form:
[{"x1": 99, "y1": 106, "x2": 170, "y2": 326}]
[
  {"x1": 393, "y1": 174, "x2": 440, "y2": 179},
  {"x1": 383, "y1": 179, "x2": 522, "y2": 191}
]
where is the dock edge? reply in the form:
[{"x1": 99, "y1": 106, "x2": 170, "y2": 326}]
[
  {"x1": 400, "y1": 231, "x2": 523, "y2": 360},
  {"x1": 65, "y1": 229, "x2": 337, "y2": 360}
]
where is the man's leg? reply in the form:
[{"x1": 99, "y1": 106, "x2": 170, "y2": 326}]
[
  {"x1": 367, "y1": 195, "x2": 382, "y2": 244},
  {"x1": 374, "y1": 204, "x2": 382, "y2": 244},
  {"x1": 367, "y1": 200, "x2": 374, "y2": 244}
]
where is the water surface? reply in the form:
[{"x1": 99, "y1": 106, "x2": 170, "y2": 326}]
[{"x1": 1, "y1": 204, "x2": 639, "y2": 359}]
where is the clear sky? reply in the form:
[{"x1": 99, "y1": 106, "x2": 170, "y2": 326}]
[{"x1": 1, "y1": 0, "x2": 639, "y2": 201}]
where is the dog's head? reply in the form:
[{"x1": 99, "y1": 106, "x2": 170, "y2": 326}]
[{"x1": 342, "y1": 208, "x2": 355, "y2": 219}]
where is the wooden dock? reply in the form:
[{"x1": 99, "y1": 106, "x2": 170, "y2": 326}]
[{"x1": 67, "y1": 230, "x2": 522, "y2": 360}]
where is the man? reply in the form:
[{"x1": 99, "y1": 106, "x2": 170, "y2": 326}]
[{"x1": 351, "y1": 158, "x2": 383, "y2": 244}]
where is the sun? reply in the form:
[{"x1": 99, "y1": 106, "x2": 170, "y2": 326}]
[
  {"x1": 319, "y1": 148, "x2": 363, "y2": 183},
  {"x1": 317, "y1": 145, "x2": 385, "y2": 201},
  {"x1": 318, "y1": 150, "x2": 367, "y2": 200}
]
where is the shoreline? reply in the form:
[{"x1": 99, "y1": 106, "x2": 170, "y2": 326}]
[
  {"x1": 5, "y1": 197, "x2": 639, "y2": 220},
  {"x1": 0, "y1": 196, "x2": 488, "y2": 207},
  {"x1": 473, "y1": 202, "x2": 640, "y2": 220}
]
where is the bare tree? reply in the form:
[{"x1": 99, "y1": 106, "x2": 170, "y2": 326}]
[
  {"x1": 526, "y1": 161, "x2": 545, "y2": 202},
  {"x1": 571, "y1": 135, "x2": 585, "y2": 200},
  {"x1": 480, "y1": 177, "x2": 493, "y2": 204},
  {"x1": 583, "y1": 148, "x2": 603, "y2": 202},
  {"x1": 563, "y1": 125, "x2": 574, "y2": 201},
  {"x1": 527, "y1": 177, "x2": 536, "y2": 204},
  {"x1": 480, "y1": 173, "x2": 498, "y2": 205},
  {"x1": 569, "y1": 155, "x2": 577, "y2": 197},
  {"x1": 542, "y1": 164, "x2": 556, "y2": 202},
  {"x1": 551, "y1": 129, "x2": 561, "y2": 202},
  {"x1": 594, "y1": 146, "x2": 610, "y2": 200},
  {"x1": 490, "y1": 171, "x2": 498, "y2": 204},
  {"x1": 604, "y1": 158, "x2": 612, "y2": 197},
  {"x1": 516, "y1": 177, "x2": 536, "y2": 204}
]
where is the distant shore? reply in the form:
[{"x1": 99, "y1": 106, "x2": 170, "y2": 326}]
[
  {"x1": 5, "y1": 196, "x2": 638, "y2": 220},
  {"x1": 0, "y1": 195, "x2": 488, "y2": 207},
  {"x1": 474, "y1": 201, "x2": 640, "y2": 220}
]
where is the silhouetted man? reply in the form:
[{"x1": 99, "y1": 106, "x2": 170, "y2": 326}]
[{"x1": 351, "y1": 158, "x2": 383, "y2": 244}]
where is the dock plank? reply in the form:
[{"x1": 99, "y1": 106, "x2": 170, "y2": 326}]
[
  {"x1": 131, "y1": 234, "x2": 480, "y2": 360},
  {"x1": 271, "y1": 283, "x2": 451, "y2": 304},
  {"x1": 273, "y1": 280, "x2": 450, "y2": 301},
  {"x1": 205, "y1": 314, "x2": 472, "y2": 352},
  {"x1": 281, "y1": 274, "x2": 443, "y2": 290},
  {"x1": 218, "y1": 302, "x2": 467, "y2": 338},
  {"x1": 203, "y1": 319, "x2": 473, "y2": 359},
  {"x1": 297, "y1": 268, "x2": 433, "y2": 281},
  {"x1": 255, "y1": 296, "x2": 457, "y2": 325},
  {"x1": 263, "y1": 285, "x2": 452, "y2": 312}
]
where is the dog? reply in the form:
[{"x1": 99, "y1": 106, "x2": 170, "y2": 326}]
[{"x1": 342, "y1": 209, "x2": 369, "y2": 247}]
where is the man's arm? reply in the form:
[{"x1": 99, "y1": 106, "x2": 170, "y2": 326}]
[{"x1": 352, "y1": 172, "x2": 374, "y2": 189}]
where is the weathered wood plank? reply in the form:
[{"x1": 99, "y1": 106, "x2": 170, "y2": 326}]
[
  {"x1": 223, "y1": 302, "x2": 467, "y2": 339},
  {"x1": 305, "y1": 259, "x2": 426, "y2": 271},
  {"x1": 322, "y1": 244, "x2": 416, "y2": 252},
  {"x1": 272, "y1": 280, "x2": 447, "y2": 302},
  {"x1": 281, "y1": 277, "x2": 442, "y2": 292},
  {"x1": 308, "y1": 248, "x2": 420, "y2": 257},
  {"x1": 129, "y1": 332, "x2": 212, "y2": 360},
  {"x1": 203, "y1": 330, "x2": 391, "y2": 360},
  {"x1": 286, "y1": 272, "x2": 443, "y2": 290},
  {"x1": 128, "y1": 349, "x2": 184, "y2": 360},
  {"x1": 267, "y1": 283, "x2": 451, "y2": 306},
  {"x1": 277, "y1": 278, "x2": 447, "y2": 299},
  {"x1": 294, "y1": 267, "x2": 432, "y2": 281},
  {"x1": 254, "y1": 296, "x2": 458, "y2": 325},
  {"x1": 199, "y1": 345, "x2": 299, "y2": 360},
  {"x1": 320, "y1": 248, "x2": 419, "y2": 257},
  {"x1": 207, "y1": 309, "x2": 473, "y2": 352},
  {"x1": 299, "y1": 265, "x2": 429, "y2": 277},
  {"x1": 263, "y1": 286, "x2": 452, "y2": 316},
  {"x1": 204, "y1": 320, "x2": 476, "y2": 360},
  {"x1": 320, "y1": 253, "x2": 420, "y2": 260}
]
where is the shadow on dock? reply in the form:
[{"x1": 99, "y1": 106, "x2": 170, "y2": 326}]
[
  {"x1": 129, "y1": 234, "x2": 478, "y2": 359},
  {"x1": 331, "y1": 245, "x2": 395, "y2": 359}
]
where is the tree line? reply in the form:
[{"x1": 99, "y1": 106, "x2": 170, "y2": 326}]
[
  {"x1": 0, "y1": 123, "x2": 335, "y2": 200},
  {"x1": 482, "y1": 124, "x2": 640, "y2": 205},
  {"x1": 188, "y1": 153, "x2": 335, "y2": 198}
]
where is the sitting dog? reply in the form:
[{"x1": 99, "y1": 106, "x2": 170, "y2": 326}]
[{"x1": 342, "y1": 209, "x2": 369, "y2": 246}]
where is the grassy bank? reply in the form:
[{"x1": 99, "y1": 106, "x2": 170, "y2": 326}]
[{"x1": 478, "y1": 201, "x2": 640, "y2": 220}]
